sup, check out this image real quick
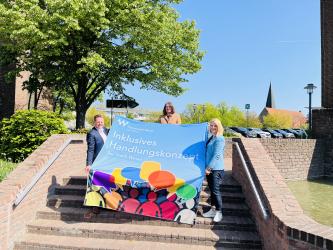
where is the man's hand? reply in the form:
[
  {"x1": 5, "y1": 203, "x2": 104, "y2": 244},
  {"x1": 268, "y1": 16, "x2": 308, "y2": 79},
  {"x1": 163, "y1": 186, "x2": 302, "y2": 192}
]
[
  {"x1": 205, "y1": 168, "x2": 212, "y2": 175},
  {"x1": 85, "y1": 165, "x2": 91, "y2": 175}
]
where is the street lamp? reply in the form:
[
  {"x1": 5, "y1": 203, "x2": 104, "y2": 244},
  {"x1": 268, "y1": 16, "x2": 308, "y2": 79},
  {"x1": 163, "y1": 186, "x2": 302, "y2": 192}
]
[
  {"x1": 304, "y1": 83, "x2": 317, "y2": 131},
  {"x1": 192, "y1": 104, "x2": 206, "y2": 123}
]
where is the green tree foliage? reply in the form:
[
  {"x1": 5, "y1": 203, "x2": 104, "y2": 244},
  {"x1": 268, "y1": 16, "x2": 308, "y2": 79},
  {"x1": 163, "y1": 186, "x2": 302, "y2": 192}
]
[
  {"x1": 262, "y1": 113, "x2": 292, "y2": 129},
  {"x1": 0, "y1": 110, "x2": 68, "y2": 162},
  {"x1": 217, "y1": 103, "x2": 246, "y2": 127},
  {"x1": 0, "y1": 0, "x2": 204, "y2": 128},
  {"x1": 182, "y1": 103, "x2": 220, "y2": 124},
  {"x1": 144, "y1": 111, "x2": 162, "y2": 123},
  {"x1": 86, "y1": 107, "x2": 111, "y2": 128},
  {"x1": 180, "y1": 102, "x2": 262, "y2": 128},
  {"x1": 239, "y1": 112, "x2": 262, "y2": 128}
]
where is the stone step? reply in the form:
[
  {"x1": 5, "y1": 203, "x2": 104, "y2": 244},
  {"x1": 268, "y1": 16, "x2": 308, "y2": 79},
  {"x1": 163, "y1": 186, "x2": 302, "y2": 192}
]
[
  {"x1": 15, "y1": 233, "x2": 257, "y2": 250},
  {"x1": 46, "y1": 195, "x2": 251, "y2": 216},
  {"x1": 63, "y1": 176, "x2": 242, "y2": 193},
  {"x1": 36, "y1": 206, "x2": 256, "y2": 231},
  {"x1": 54, "y1": 185, "x2": 245, "y2": 203},
  {"x1": 24, "y1": 219, "x2": 262, "y2": 249}
]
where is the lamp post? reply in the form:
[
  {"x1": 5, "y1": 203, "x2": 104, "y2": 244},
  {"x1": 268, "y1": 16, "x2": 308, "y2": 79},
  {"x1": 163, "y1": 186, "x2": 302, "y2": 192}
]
[
  {"x1": 192, "y1": 104, "x2": 197, "y2": 123},
  {"x1": 202, "y1": 104, "x2": 206, "y2": 123},
  {"x1": 245, "y1": 104, "x2": 250, "y2": 128},
  {"x1": 304, "y1": 83, "x2": 317, "y2": 131}
]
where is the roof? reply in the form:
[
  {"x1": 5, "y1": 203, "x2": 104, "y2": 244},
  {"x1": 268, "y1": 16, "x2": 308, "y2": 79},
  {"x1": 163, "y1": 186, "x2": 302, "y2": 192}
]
[
  {"x1": 265, "y1": 82, "x2": 276, "y2": 108},
  {"x1": 260, "y1": 108, "x2": 307, "y2": 128}
]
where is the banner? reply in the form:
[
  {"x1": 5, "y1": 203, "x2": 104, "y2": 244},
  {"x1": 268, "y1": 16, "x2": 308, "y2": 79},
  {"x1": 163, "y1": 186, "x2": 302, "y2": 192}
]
[{"x1": 84, "y1": 116, "x2": 207, "y2": 224}]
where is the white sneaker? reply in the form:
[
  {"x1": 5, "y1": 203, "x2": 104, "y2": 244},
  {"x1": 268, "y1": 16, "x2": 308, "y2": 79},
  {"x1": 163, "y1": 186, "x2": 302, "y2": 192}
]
[
  {"x1": 213, "y1": 211, "x2": 223, "y2": 222},
  {"x1": 202, "y1": 208, "x2": 216, "y2": 218}
]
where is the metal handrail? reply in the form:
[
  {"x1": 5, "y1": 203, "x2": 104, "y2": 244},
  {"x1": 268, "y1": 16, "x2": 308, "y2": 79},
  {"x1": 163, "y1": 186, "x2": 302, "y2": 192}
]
[
  {"x1": 13, "y1": 138, "x2": 72, "y2": 207},
  {"x1": 234, "y1": 142, "x2": 269, "y2": 220}
]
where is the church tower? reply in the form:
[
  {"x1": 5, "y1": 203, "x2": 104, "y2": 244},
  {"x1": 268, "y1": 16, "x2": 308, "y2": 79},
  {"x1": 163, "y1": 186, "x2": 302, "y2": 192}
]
[{"x1": 265, "y1": 82, "x2": 276, "y2": 108}]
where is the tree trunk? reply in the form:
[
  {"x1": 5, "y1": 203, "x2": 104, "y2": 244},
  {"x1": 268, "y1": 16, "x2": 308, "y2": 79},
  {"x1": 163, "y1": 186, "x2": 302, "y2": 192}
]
[
  {"x1": 28, "y1": 92, "x2": 32, "y2": 110},
  {"x1": 75, "y1": 105, "x2": 87, "y2": 129},
  {"x1": 34, "y1": 91, "x2": 38, "y2": 109},
  {"x1": 59, "y1": 100, "x2": 64, "y2": 114}
]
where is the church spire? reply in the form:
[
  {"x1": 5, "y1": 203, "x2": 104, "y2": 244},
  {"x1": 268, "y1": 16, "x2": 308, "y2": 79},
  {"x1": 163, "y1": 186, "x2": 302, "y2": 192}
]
[{"x1": 265, "y1": 82, "x2": 276, "y2": 108}]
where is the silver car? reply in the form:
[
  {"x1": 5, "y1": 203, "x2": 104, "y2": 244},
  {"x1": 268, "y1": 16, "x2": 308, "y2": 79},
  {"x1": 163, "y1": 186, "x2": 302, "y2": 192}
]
[{"x1": 248, "y1": 128, "x2": 272, "y2": 138}]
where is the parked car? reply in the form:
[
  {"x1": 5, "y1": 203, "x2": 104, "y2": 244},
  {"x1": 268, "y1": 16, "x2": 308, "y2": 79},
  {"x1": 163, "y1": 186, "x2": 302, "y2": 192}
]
[
  {"x1": 274, "y1": 129, "x2": 295, "y2": 138},
  {"x1": 262, "y1": 128, "x2": 283, "y2": 138},
  {"x1": 282, "y1": 129, "x2": 303, "y2": 139},
  {"x1": 292, "y1": 129, "x2": 308, "y2": 139},
  {"x1": 230, "y1": 127, "x2": 257, "y2": 138},
  {"x1": 248, "y1": 128, "x2": 271, "y2": 138},
  {"x1": 225, "y1": 127, "x2": 242, "y2": 137}
]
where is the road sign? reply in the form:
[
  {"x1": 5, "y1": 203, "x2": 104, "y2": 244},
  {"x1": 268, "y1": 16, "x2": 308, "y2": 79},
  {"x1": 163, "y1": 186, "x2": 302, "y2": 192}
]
[
  {"x1": 245, "y1": 104, "x2": 250, "y2": 110},
  {"x1": 106, "y1": 99, "x2": 139, "y2": 109}
]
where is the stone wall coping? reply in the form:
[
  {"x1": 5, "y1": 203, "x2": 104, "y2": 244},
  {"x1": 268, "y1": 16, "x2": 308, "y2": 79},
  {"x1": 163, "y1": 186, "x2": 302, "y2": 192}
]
[{"x1": 238, "y1": 138, "x2": 333, "y2": 249}]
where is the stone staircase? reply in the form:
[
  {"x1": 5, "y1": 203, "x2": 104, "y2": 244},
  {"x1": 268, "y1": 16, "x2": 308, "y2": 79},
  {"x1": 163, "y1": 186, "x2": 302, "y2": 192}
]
[{"x1": 14, "y1": 172, "x2": 262, "y2": 249}]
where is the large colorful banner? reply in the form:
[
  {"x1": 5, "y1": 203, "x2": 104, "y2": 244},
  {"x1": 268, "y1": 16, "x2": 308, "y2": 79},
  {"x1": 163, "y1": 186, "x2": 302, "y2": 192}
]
[{"x1": 84, "y1": 116, "x2": 208, "y2": 224}]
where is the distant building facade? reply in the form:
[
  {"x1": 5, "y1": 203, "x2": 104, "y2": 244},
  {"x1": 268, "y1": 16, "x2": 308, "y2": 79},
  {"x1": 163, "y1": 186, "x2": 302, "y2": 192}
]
[
  {"x1": 259, "y1": 108, "x2": 307, "y2": 128},
  {"x1": 0, "y1": 65, "x2": 52, "y2": 120}
]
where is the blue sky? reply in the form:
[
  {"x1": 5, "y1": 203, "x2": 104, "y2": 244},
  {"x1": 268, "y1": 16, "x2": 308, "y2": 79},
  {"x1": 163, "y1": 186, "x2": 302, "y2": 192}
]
[{"x1": 123, "y1": 0, "x2": 321, "y2": 115}]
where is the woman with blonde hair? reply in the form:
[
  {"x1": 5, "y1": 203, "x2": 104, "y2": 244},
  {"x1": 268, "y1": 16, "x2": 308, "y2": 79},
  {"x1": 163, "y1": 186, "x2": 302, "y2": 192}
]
[
  {"x1": 160, "y1": 102, "x2": 181, "y2": 124},
  {"x1": 202, "y1": 118, "x2": 225, "y2": 222}
]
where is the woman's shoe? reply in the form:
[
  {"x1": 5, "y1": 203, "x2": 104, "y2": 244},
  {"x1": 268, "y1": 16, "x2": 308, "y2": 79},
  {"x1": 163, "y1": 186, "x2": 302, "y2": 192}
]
[
  {"x1": 202, "y1": 208, "x2": 216, "y2": 218},
  {"x1": 213, "y1": 211, "x2": 223, "y2": 222}
]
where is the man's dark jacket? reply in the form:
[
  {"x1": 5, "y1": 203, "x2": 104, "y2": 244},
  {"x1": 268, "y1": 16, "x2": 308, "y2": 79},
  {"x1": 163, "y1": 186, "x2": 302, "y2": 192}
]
[{"x1": 86, "y1": 127, "x2": 109, "y2": 166}]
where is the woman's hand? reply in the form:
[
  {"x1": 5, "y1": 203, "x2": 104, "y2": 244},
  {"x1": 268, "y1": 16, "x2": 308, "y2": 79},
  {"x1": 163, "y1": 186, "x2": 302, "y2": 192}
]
[{"x1": 85, "y1": 165, "x2": 91, "y2": 175}]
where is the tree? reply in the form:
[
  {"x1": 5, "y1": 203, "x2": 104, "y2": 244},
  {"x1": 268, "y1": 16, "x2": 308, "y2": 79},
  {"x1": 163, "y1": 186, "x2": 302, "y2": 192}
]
[
  {"x1": 217, "y1": 103, "x2": 246, "y2": 127},
  {"x1": 262, "y1": 113, "x2": 292, "y2": 129},
  {"x1": 142, "y1": 111, "x2": 161, "y2": 123},
  {"x1": 181, "y1": 102, "x2": 251, "y2": 127},
  {"x1": 182, "y1": 103, "x2": 219, "y2": 124},
  {"x1": 86, "y1": 107, "x2": 111, "y2": 128},
  {"x1": 0, "y1": 0, "x2": 204, "y2": 128},
  {"x1": 240, "y1": 112, "x2": 262, "y2": 128}
]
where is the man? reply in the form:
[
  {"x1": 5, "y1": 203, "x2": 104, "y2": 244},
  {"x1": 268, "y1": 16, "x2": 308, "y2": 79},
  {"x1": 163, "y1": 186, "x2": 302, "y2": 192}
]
[
  {"x1": 85, "y1": 114, "x2": 109, "y2": 173},
  {"x1": 85, "y1": 114, "x2": 109, "y2": 218}
]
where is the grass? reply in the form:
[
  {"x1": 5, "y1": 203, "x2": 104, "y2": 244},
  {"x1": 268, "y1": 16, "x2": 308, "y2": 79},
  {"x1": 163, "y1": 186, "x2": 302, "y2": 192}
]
[{"x1": 0, "y1": 159, "x2": 18, "y2": 182}]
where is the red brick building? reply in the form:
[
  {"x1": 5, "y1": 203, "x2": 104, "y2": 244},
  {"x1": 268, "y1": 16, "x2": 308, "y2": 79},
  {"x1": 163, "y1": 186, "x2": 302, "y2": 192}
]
[
  {"x1": 0, "y1": 65, "x2": 52, "y2": 120},
  {"x1": 312, "y1": 0, "x2": 333, "y2": 138},
  {"x1": 259, "y1": 107, "x2": 307, "y2": 128}
]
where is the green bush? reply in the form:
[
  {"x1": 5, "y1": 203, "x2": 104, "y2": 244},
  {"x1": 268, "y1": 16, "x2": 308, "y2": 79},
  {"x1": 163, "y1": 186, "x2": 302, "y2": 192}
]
[
  {"x1": 0, "y1": 110, "x2": 68, "y2": 162},
  {"x1": 71, "y1": 128, "x2": 89, "y2": 134}
]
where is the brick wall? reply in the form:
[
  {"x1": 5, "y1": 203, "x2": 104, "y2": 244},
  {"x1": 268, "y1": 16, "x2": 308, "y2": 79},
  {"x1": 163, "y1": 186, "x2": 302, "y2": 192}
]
[
  {"x1": 313, "y1": 109, "x2": 333, "y2": 139},
  {"x1": 0, "y1": 68, "x2": 53, "y2": 121},
  {"x1": 14, "y1": 71, "x2": 53, "y2": 111},
  {"x1": 224, "y1": 138, "x2": 232, "y2": 158},
  {"x1": 0, "y1": 134, "x2": 86, "y2": 250},
  {"x1": 232, "y1": 138, "x2": 333, "y2": 250},
  {"x1": 259, "y1": 139, "x2": 328, "y2": 180},
  {"x1": 321, "y1": 0, "x2": 333, "y2": 108},
  {"x1": 14, "y1": 71, "x2": 30, "y2": 110},
  {"x1": 324, "y1": 139, "x2": 333, "y2": 177}
]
